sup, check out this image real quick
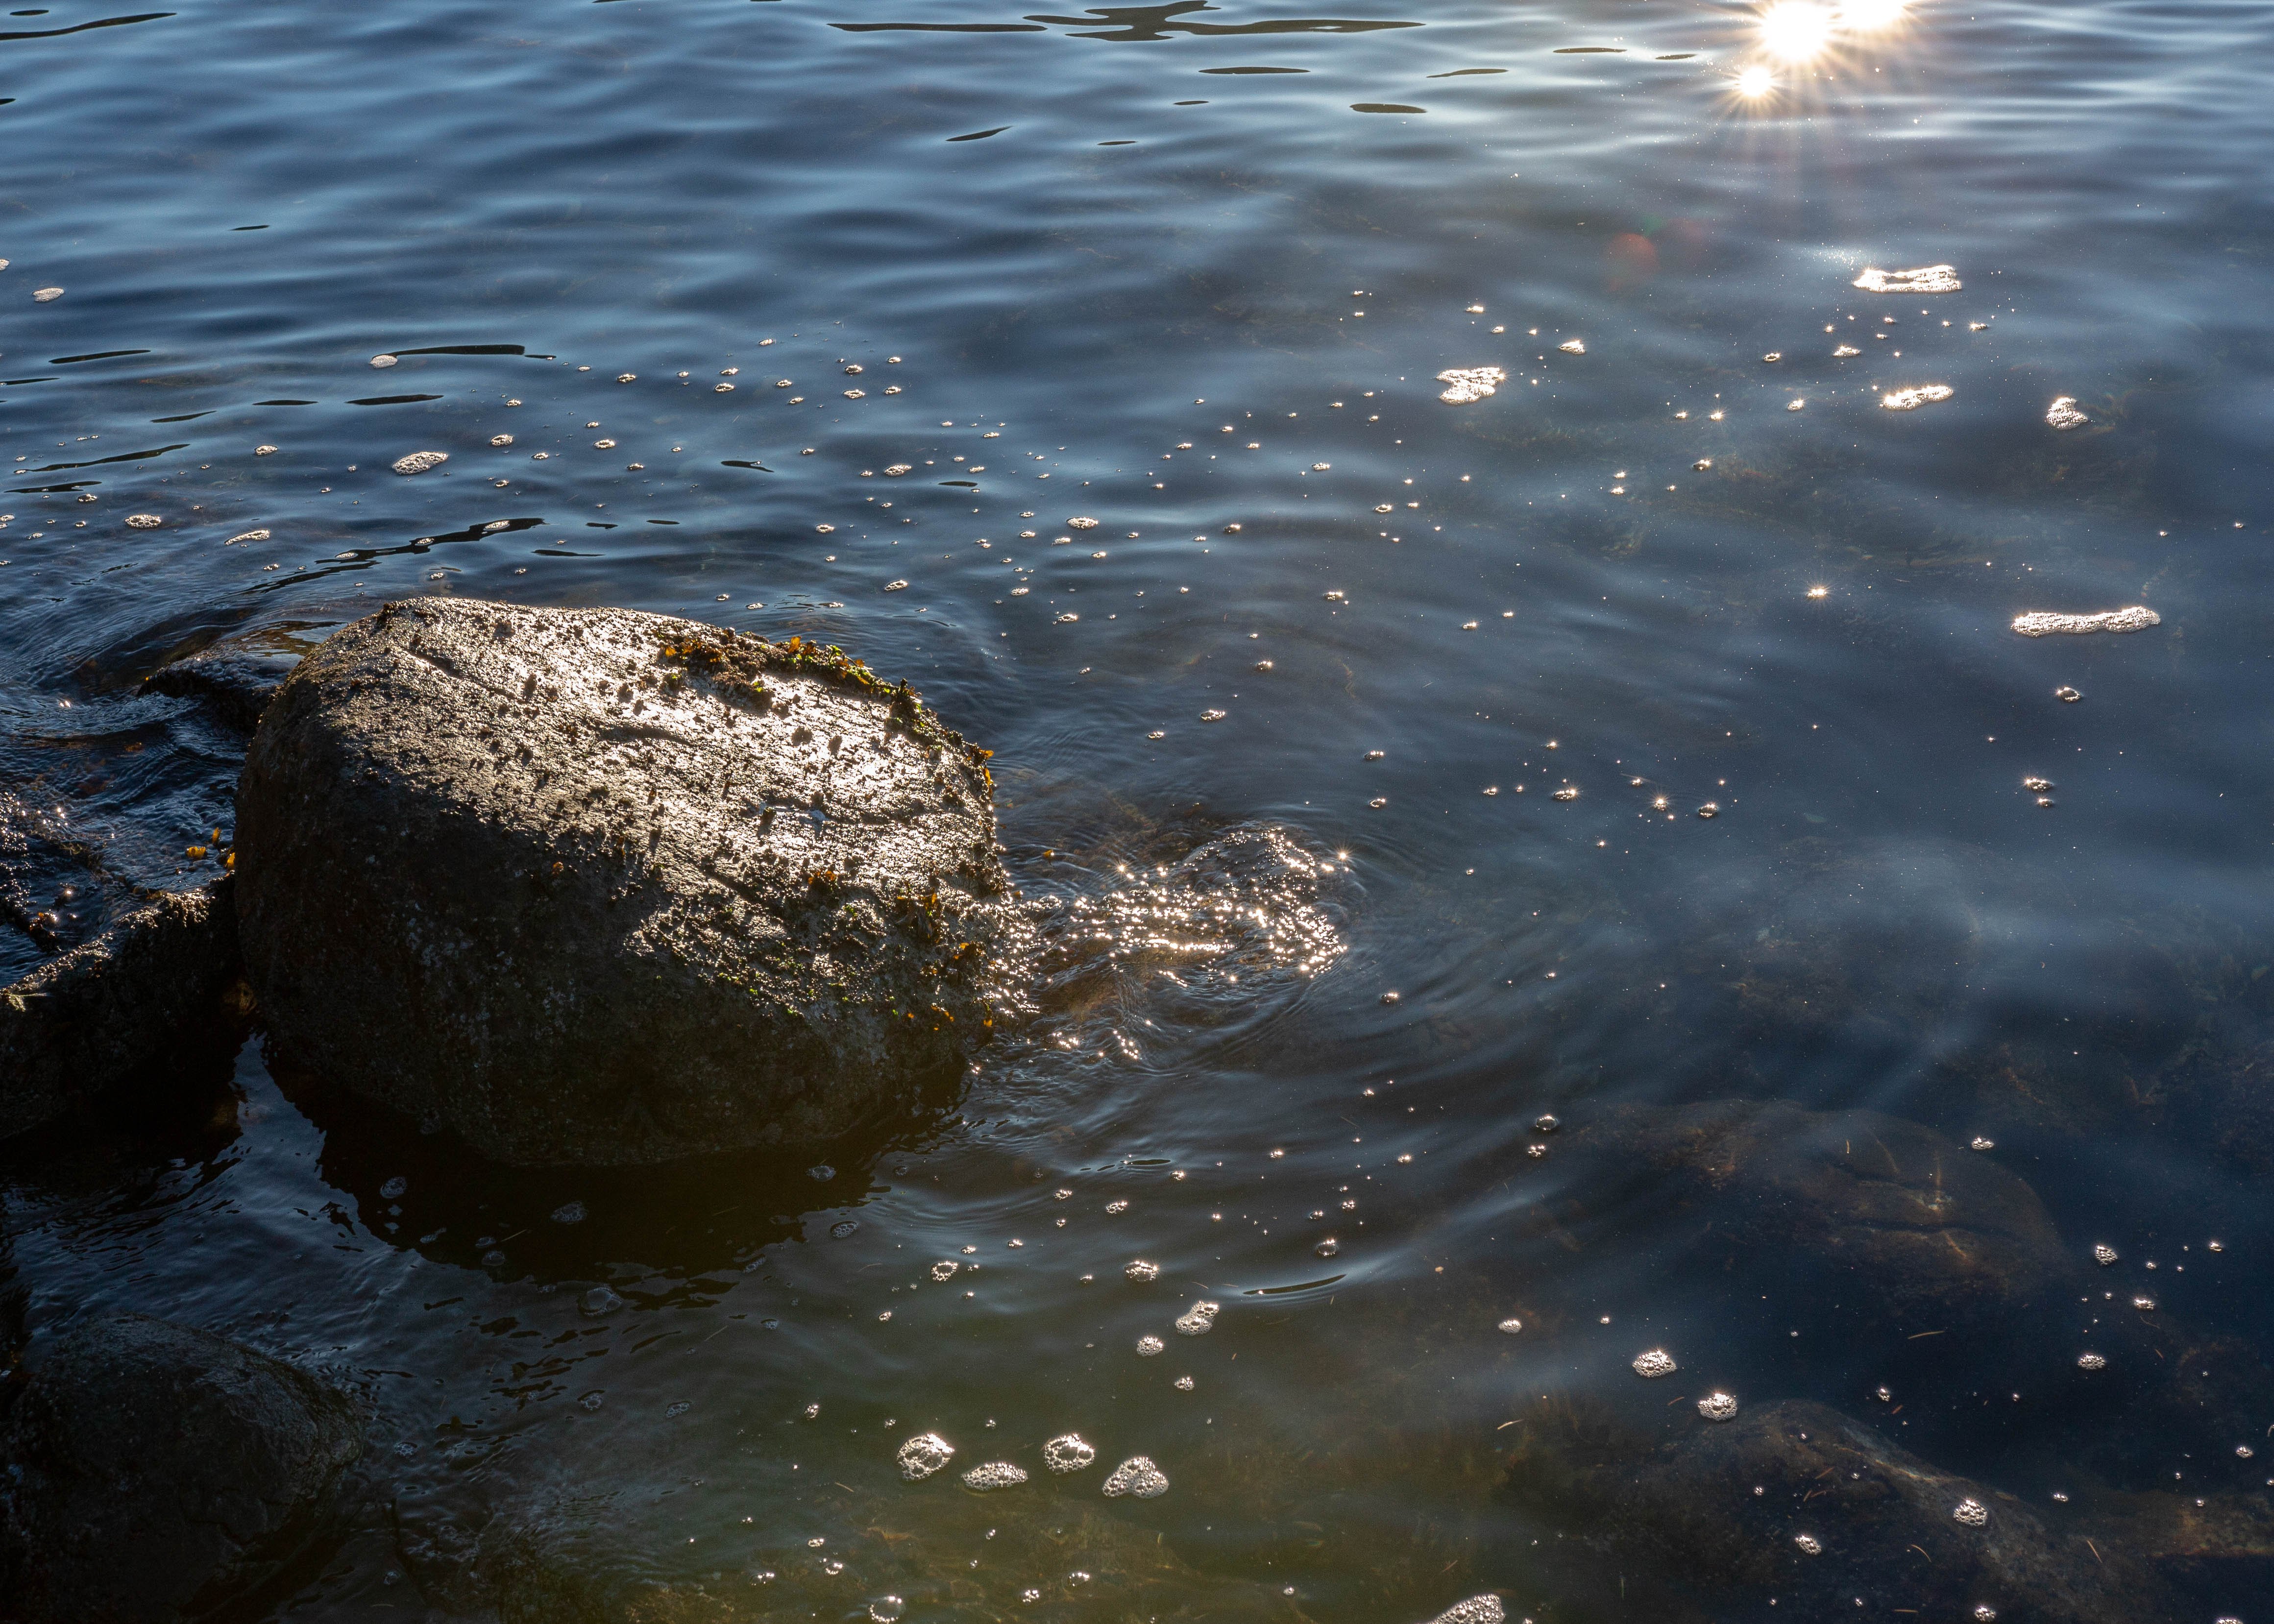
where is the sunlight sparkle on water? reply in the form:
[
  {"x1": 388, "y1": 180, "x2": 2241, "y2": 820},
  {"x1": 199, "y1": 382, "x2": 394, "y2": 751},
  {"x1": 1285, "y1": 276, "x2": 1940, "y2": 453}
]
[
  {"x1": 1759, "y1": 2, "x2": 1835, "y2": 61},
  {"x1": 1736, "y1": 65, "x2": 1776, "y2": 98}
]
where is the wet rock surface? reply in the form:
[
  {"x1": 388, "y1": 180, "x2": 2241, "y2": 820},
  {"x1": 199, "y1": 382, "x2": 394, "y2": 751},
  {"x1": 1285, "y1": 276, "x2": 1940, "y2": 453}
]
[
  {"x1": 0, "y1": 1312, "x2": 361, "y2": 1623},
  {"x1": 0, "y1": 875, "x2": 241, "y2": 1141},
  {"x1": 1502, "y1": 1397, "x2": 2173, "y2": 1620},
  {"x1": 140, "y1": 637, "x2": 302, "y2": 731},
  {"x1": 236, "y1": 598, "x2": 1007, "y2": 1167}
]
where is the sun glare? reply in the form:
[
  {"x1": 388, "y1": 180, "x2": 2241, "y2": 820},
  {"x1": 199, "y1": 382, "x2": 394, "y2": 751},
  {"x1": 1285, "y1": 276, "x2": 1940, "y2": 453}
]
[
  {"x1": 1839, "y1": 0, "x2": 1909, "y2": 30},
  {"x1": 1736, "y1": 64, "x2": 1777, "y2": 97},
  {"x1": 1760, "y1": 2, "x2": 1836, "y2": 60}
]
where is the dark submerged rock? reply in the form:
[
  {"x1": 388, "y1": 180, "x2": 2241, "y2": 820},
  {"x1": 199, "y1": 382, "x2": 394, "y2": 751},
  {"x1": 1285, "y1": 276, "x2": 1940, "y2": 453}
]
[
  {"x1": 1502, "y1": 1396, "x2": 2173, "y2": 1620},
  {"x1": 1568, "y1": 1099, "x2": 2077, "y2": 1332},
  {"x1": 0, "y1": 875, "x2": 241, "y2": 1141},
  {"x1": 236, "y1": 598, "x2": 1007, "y2": 1167},
  {"x1": 0, "y1": 1313, "x2": 361, "y2": 1622}
]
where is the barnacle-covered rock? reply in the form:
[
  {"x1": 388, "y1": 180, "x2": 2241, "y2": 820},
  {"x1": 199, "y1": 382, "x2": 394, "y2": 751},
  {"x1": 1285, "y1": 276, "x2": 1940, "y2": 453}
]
[{"x1": 235, "y1": 599, "x2": 1006, "y2": 1165}]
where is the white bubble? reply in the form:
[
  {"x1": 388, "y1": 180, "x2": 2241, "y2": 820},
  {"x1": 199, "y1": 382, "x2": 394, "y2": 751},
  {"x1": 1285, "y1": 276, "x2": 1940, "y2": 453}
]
[
  {"x1": 1852, "y1": 265, "x2": 1961, "y2": 294},
  {"x1": 1952, "y1": 1497, "x2": 1989, "y2": 1527},
  {"x1": 1419, "y1": 1598, "x2": 1503, "y2": 1624},
  {"x1": 1497, "y1": 1317, "x2": 1523, "y2": 1335},
  {"x1": 961, "y1": 1461, "x2": 1029, "y2": 1490},
  {"x1": 1102, "y1": 1455, "x2": 1169, "y2": 1498},
  {"x1": 1970, "y1": 1136, "x2": 1996, "y2": 1151},
  {"x1": 1069, "y1": 516, "x2": 1100, "y2": 529},
  {"x1": 2045, "y1": 396, "x2": 2088, "y2": 430},
  {"x1": 392, "y1": 451, "x2": 449, "y2": 476},
  {"x1": 617, "y1": 373, "x2": 637, "y2": 383},
  {"x1": 489, "y1": 434, "x2": 514, "y2": 447},
  {"x1": 551, "y1": 1200, "x2": 587, "y2": 1224},
  {"x1": 1880, "y1": 385, "x2": 1954, "y2": 411},
  {"x1": 1793, "y1": 1533, "x2": 1822, "y2": 1555},
  {"x1": 1174, "y1": 1375, "x2": 1195, "y2": 1390},
  {"x1": 254, "y1": 444, "x2": 278, "y2": 456},
  {"x1": 1436, "y1": 366, "x2": 1506, "y2": 405},
  {"x1": 225, "y1": 529, "x2": 270, "y2": 545},
  {"x1": 369, "y1": 353, "x2": 397, "y2": 367},
  {"x1": 1043, "y1": 1433, "x2": 1096, "y2": 1473},
  {"x1": 1557, "y1": 339, "x2": 1586, "y2": 355},
  {"x1": 931, "y1": 1260, "x2": 959, "y2": 1281},
  {"x1": 1314, "y1": 1237, "x2": 1340, "y2": 1257},
  {"x1": 897, "y1": 1432, "x2": 955, "y2": 1480},
  {"x1": 1697, "y1": 1392, "x2": 1739, "y2": 1421},
  {"x1": 884, "y1": 580, "x2": 909, "y2": 592},
  {"x1": 1175, "y1": 1301, "x2": 1220, "y2": 1336},
  {"x1": 1125, "y1": 1260, "x2": 1160, "y2": 1282},
  {"x1": 2013, "y1": 608, "x2": 2158, "y2": 638},
  {"x1": 1136, "y1": 1335, "x2": 1165, "y2": 1357},
  {"x1": 885, "y1": 464, "x2": 912, "y2": 476},
  {"x1": 1632, "y1": 1349, "x2": 1677, "y2": 1379},
  {"x1": 1786, "y1": 398, "x2": 1807, "y2": 411},
  {"x1": 2076, "y1": 1352, "x2": 2106, "y2": 1371},
  {"x1": 31, "y1": 287, "x2": 64, "y2": 302},
  {"x1": 124, "y1": 514, "x2": 163, "y2": 529}
]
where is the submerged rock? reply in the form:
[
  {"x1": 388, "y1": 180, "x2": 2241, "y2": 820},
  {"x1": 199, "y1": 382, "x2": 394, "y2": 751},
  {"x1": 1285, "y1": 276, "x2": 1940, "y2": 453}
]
[
  {"x1": 0, "y1": 1313, "x2": 361, "y2": 1622},
  {"x1": 236, "y1": 599, "x2": 1006, "y2": 1166},
  {"x1": 1571, "y1": 1099, "x2": 2075, "y2": 1331},
  {"x1": 1501, "y1": 1397, "x2": 2172, "y2": 1619},
  {"x1": 0, "y1": 876, "x2": 241, "y2": 1141}
]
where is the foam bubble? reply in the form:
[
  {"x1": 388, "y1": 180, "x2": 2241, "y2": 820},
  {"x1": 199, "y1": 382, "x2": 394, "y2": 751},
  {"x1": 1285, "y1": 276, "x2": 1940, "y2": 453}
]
[
  {"x1": 225, "y1": 529, "x2": 270, "y2": 545},
  {"x1": 1881, "y1": 385, "x2": 1954, "y2": 411},
  {"x1": 1420, "y1": 1598, "x2": 1503, "y2": 1624},
  {"x1": 897, "y1": 1432, "x2": 955, "y2": 1480},
  {"x1": 1852, "y1": 265, "x2": 1961, "y2": 294},
  {"x1": 490, "y1": 435, "x2": 514, "y2": 447},
  {"x1": 1697, "y1": 1392, "x2": 1739, "y2": 1421},
  {"x1": 1794, "y1": 1533, "x2": 1822, "y2": 1555},
  {"x1": 2012, "y1": 607, "x2": 2159, "y2": 637},
  {"x1": 1558, "y1": 339, "x2": 1586, "y2": 354},
  {"x1": 1952, "y1": 1498, "x2": 1989, "y2": 1527},
  {"x1": 1125, "y1": 1260, "x2": 1160, "y2": 1281},
  {"x1": 2094, "y1": 1244, "x2": 2119, "y2": 1264},
  {"x1": 2076, "y1": 1352, "x2": 2106, "y2": 1370},
  {"x1": 369, "y1": 353, "x2": 397, "y2": 367},
  {"x1": 124, "y1": 514, "x2": 162, "y2": 529},
  {"x1": 931, "y1": 1260, "x2": 959, "y2": 1281},
  {"x1": 1175, "y1": 1301, "x2": 1220, "y2": 1336},
  {"x1": 1497, "y1": 1317, "x2": 1523, "y2": 1335},
  {"x1": 1632, "y1": 1350, "x2": 1677, "y2": 1378},
  {"x1": 254, "y1": 445, "x2": 278, "y2": 456},
  {"x1": 31, "y1": 287, "x2": 62, "y2": 302},
  {"x1": 392, "y1": 451, "x2": 449, "y2": 476},
  {"x1": 1136, "y1": 1335, "x2": 1165, "y2": 1357},
  {"x1": 1102, "y1": 1455, "x2": 1169, "y2": 1498},
  {"x1": 962, "y1": 1461, "x2": 1029, "y2": 1490},
  {"x1": 2046, "y1": 397, "x2": 2088, "y2": 430},
  {"x1": 1436, "y1": 366, "x2": 1506, "y2": 404},
  {"x1": 1043, "y1": 1433, "x2": 1096, "y2": 1473}
]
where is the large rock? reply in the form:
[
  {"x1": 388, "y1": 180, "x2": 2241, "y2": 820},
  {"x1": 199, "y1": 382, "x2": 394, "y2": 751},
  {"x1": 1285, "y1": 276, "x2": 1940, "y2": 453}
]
[
  {"x1": 0, "y1": 1313, "x2": 361, "y2": 1622},
  {"x1": 235, "y1": 598, "x2": 1007, "y2": 1166},
  {"x1": 0, "y1": 876, "x2": 241, "y2": 1141}
]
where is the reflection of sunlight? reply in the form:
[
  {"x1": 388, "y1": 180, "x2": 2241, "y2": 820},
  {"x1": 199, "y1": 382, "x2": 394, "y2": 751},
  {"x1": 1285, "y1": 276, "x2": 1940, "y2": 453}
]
[
  {"x1": 1736, "y1": 64, "x2": 1776, "y2": 97},
  {"x1": 1839, "y1": 0, "x2": 1908, "y2": 29},
  {"x1": 1760, "y1": 1, "x2": 1836, "y2": 60}
]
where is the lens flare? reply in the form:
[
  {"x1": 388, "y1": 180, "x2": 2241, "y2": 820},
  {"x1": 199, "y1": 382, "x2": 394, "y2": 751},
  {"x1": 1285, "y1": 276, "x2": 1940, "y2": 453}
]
[
  {"x1": 1760, "y1": 1, "x2": 1836, "y2": 59},
  {"x1": 1839, "y1": 0, "x2": 1907, "y2": 29},
  {"x1": 1736, "y1": 64, "x2": 1777, "y2": 97}
]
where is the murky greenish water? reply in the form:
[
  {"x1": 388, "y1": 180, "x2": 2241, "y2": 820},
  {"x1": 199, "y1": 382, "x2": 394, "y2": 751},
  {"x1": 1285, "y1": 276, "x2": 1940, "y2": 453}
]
[{"x1": 4, "y1": 0, "x2": 2274, "y2": 1617}]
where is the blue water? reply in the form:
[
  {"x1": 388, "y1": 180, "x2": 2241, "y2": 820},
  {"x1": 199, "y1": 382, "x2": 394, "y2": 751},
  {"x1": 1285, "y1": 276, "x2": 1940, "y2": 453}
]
[{"x1": 4, "y1": 0, "x2": 2274, "y2": 1616}]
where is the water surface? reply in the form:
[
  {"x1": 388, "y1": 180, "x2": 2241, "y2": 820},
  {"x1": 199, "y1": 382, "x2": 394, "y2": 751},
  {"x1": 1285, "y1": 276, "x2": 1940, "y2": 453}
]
[{"x1": 4, "y1": 0, "x2": 2274, "y2": 1616}]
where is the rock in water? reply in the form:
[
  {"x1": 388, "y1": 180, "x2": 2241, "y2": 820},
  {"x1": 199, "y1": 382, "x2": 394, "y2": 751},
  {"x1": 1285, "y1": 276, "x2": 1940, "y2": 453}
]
[
  {"x1": 0, "y1": 877, "x2": 241, "y2": 1140},
  {"x1": 235, "y1": 599, "x2": 1006, "y2": 1166},
  {"x1": 0, "y1": 1314, "x2": 361, "y2": 1622}
]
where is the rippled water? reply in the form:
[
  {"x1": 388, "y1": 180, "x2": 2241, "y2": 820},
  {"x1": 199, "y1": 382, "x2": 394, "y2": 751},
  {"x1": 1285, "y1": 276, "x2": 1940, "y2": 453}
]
[{"x1": 4, "y1": 0, "x2": 2274, "y2": 1616}]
